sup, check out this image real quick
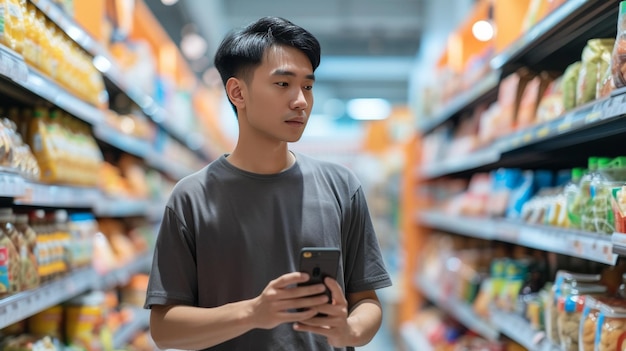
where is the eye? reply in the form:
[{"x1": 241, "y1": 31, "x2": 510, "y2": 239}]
[
  {"x1": 304, "y1": 85, "x2": 313, "y2": 91},
  {"x1": 276, "y1": 82, "x2": 288, "y2": 87}
]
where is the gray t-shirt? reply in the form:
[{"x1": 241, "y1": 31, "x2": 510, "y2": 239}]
[{"x1": 145, "y1": 152, "x2": 392, "y2": 351}]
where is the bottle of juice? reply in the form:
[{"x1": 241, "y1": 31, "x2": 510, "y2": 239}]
[
  {"x1": 28, "y1": 107, "x2": 59, "y2": 183},
  {"x1": 22, "y1": 2, "x2": 39, "y2": 68}
]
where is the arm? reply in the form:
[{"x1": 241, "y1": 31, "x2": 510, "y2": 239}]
[
  {"x1": 149, "y1": 272, "x2": 330, "y2": 350},
  {"x1": 293, "y1": 278, "x2": 383, "y2": 347}
]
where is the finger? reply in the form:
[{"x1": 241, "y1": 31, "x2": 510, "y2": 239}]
[
  {"x1": 273, "y1": 272, "x2": 310, "y2": 288},
  {"x1": 276, "y1": 293, "x2": 330, "y2": 312},
  {"x1": 286, "y1": 284, "x2": 328, "y2": 299},
  {"x1": 324, "y1": 277, "x2": 346, "y2": 304}
]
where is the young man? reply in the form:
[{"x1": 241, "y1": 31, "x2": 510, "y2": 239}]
[{"x1": 144, "y1": 16, "x2": 392, "y2": 350}]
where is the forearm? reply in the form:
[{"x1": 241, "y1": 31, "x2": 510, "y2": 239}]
[
  {"x1": 346, "y1": 298, "x2": 383, "y2": 346},
  {"x1": 149, "y1": 301, "x2": 254, "y2": 350}
]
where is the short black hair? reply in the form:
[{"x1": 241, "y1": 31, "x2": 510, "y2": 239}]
[{"x1": 214, "y1": 16, "x2": 321, "y2": 87}]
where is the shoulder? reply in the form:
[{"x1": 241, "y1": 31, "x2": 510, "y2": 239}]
[
  {"x1": 295, "y1": 152, "x2": 361, "y2": 192},
  {"x1": 167, "y1": 156, "x2": 226, "y2": 208}
]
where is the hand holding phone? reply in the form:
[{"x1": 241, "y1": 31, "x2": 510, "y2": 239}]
[{"x1": 297, "y1": 247, "x2": 340, "y2": 306}]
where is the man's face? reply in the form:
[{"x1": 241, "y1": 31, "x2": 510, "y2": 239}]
[{"x1": 240, "y1": 45, "x2": 315, "y2": 143}]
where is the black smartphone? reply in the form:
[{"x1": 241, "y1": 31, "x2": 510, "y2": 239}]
[{"x1": 297, "y1": 247, "x2": 340, "y2": 305}]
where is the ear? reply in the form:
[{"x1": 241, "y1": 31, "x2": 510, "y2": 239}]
[{"x1": 226, "y1": 77, "x2": 246, "y2": 110}]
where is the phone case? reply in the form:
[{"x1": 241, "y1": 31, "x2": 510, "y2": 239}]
[{"x1": 298, "y1": 247, "x2": 340, "y2": 285}]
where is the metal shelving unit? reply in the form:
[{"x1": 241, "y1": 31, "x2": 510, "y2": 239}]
[
  {"x1": 419, "y1": 211, "x2": 617, "y2": 265},
  {"x1": 0, "y1": 252, "x2": 151, "y2": 329},
  {"x1": 415, "y1": 277, "x2": 499, "y2": 341}
]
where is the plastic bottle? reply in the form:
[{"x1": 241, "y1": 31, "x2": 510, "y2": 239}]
[
  {"x1": 565, "y1": 167, "x2": 584, "y2": 229},
  {"x1": 580, "y1": 157, "x2": 598, "y2": 231},
  {"x1": 589, "y1": 157, "x2": 613, "y2": 233}
]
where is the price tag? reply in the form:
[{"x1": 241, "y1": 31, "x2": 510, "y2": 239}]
[
  {"x1": 536, "y1": 126, "x2": 551, "y2": 139},
  {"x1": 523, "y1": 132, "x2": 533, "y2": 143},
  {"x1": 584, "y1": 111, "x2": 602, "y2": 124},
  {"x1": 557, "y1": 121, "x2": 572, "y2": 132}
]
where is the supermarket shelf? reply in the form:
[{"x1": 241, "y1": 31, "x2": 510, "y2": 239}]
[
  {"x1": 400, "y1": 322, "x2": 434, "y2": 351},
  {"x1": 31, "y1": 0, "x2": 210, "y2": 160},
  {"x1": 0, "y1": 171, "x2": 27, "y2": 198},
  {"x1": 490, "y1": 0, "x2": 593, "y2": 70},
  {"x1": 15, "y1": 182, "x2": 100, "y2": 208},
  {"x1": 419, "y1": 211, "x2": 618, "y2": 265},
  {"x1": 113, "y1": 308, "x2": 150, "y2": 349},
  {"x1": 417, "y1": 69, "x2": 501, "y2": 134},
  {"x1": 94, "y1": 198, "x2": 152, "y2": 218},
  {"x1": 419, "y1": 91, "x2": 626, "y2": 180},
  {"x1": 420, "y1": 147, "x2": 501, "y2": 179},
  {"x1": 93, "y1": 124, "x2": 152, "y2": 159},
  {"x1": 0, "y1": 253, "x2": 152, "y2": 329},
  {"x1": 490, "y1": 309, "x2": 561, "y2": 351},
  {"x1": 0, "y1": 268, "x2": 93, "y2": 329},
  {"x1": 419, "y1": 211, "x2": 496, "y2": 240},
  {"x1": 415, "y1": 276, "x2": 499, "y2": 341},
  {"x1": 93, "y1": 252, "x2": 152, "y2": 292},
  {"x1": 0, "y1": 42, "x2": 105, "y2": 126}
]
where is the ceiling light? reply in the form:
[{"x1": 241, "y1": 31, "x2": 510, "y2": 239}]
[
  {"x1": 472, "y1": 20, "x2": 494, "y2": 42},
  {"x1": 181, "y1": 33, "x2": 207, "y2": 60},
  {"x1": 161, "y1": 0, "x2": 179, "y2": 5},
  {"x1": 346, "y1": 98, "x2": 391, "y2": 121}
]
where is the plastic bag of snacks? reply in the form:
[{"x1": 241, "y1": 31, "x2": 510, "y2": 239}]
[
  {"x1": 578, "y1": 296, "x2": 624, "y2": 351},
  {"x1": 545, "y1": 271, "x2": 602, "y2": 344},
  {"x1": 596, "y1": 301, "x2": 626, "y2": 351},
  {"x1": 557, "y1": 285, "x2": 607, "y2": 351},
  {"x1": 612, "y1": 1, "x2": 626, "y2": 88}
]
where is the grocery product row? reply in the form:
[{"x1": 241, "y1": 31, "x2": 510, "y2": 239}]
[
  {"x1": 417, "y1": 0, "x2": 613, "y2": 134},
  {"x1": 28, "y1": 0, "x2": 212, "y2": 160},
  {"x1": 403, "y1": 233, "x2": 626, "y2": 351},
  {"x1": 1, "y1": 45, "x2": 202, "y2": 182},
  {"x1": 419, "y1": 158, "x2": 626, "y2": 264},
  {"x1": 0, "y1": 276, "x2": 152, "y2": 351},
  {"x1": 419, "y1": 1, "x2": 626, "y2": 180},
  {"x1": 0, "y1": 209, "x2": 153, "y2": 331}
]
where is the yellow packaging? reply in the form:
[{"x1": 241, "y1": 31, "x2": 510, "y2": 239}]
[
  {"x1": 27, "y1": 305, "x2": 63, "y2": 339},
  {"x1": 65, "y1": 292, "x2": 106, "y2": 351},
  {"x1": 22, "y1": 3, "x2": 39, "y2": 68},
  {"x1": 28, "y1": 107, "x2": 60, "y2": 183}
]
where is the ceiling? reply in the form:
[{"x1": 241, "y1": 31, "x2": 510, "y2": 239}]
[
  {"x1": 143, "y1": 0, "x2": 474, "y2": 152},
  {"x1": 145, "y1": 0, "x2": 423, "y2": 107}
]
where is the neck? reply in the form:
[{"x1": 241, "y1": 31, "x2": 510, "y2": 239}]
[{"x1": 227, "y1": 142, "x2": 295, "y2": 174}]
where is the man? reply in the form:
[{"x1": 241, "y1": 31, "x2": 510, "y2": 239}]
[{"x1": 144, "y1": 16, "x2": 392, "y2": 350}]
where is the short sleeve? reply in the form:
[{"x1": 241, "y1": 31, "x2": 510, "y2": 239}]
[
  {"x1": 144, "y1": 206, "x2": 198, "y2": 308},
  {"x1": 343, "y1": 186, "x2": 392, "y2": 293}
]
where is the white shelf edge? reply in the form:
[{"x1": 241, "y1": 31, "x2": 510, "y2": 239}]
[
  {"x1": 419, "y1": 211, "x2": 496, "y2": 240},
  {"x1": 421, "y1": 146, "x2": 501, "y2": 179},
  {"x1": 420, "y1": 211, "x2": 618, "y2": 265},
  {"x1": 93, "y1": 198, "x2": 151, "y2": 218},
  {"x1": 0, "y1": 268, "x2": 94, "y2": 329},
  {"x1": 415, "y1": 277, "x2": 499, "y2": 341},
  {"x1": 490, "y1": 308, "x2": 562, "y2": 351}
]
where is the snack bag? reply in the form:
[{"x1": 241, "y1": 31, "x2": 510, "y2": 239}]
[{"x1": 612, "y1": 1, "x2": 626, "y2": 88}]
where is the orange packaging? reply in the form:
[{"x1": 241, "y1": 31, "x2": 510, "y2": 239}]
[{"x1": 497, "y1": 68, "x2": 535, "y2": 137}]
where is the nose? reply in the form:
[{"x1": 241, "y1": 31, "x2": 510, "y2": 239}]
[{"x1": 290, "y1": 89, "x2": 309, "y2": 110}]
